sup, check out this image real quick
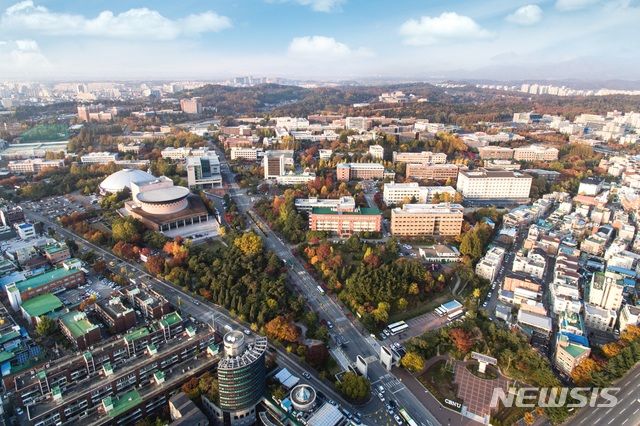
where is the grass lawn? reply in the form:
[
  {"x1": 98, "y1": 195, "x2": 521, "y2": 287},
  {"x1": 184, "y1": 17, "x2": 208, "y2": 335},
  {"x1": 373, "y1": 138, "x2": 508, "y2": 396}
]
[
  {"x1": 417, "y1": 360, "x2": 459, "y2": 405},
  {"x1": 388, "y1": 292, "x2": 454, "y2": 323}
]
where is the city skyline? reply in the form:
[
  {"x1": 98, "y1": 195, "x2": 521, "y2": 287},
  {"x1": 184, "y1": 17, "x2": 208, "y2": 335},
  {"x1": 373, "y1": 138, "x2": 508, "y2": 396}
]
[{"x1": 0, "y1": 0, "x2": 639, "y2": 81}]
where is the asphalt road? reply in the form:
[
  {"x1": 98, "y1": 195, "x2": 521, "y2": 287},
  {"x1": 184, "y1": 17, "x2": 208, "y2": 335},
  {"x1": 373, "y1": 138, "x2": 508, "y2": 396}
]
[
  {"x1": 563, "y1": 363, "x2": 640, "y2": 426},
  {"x1": 217, "y1": 152, "x2": 446, "y2": 426}
]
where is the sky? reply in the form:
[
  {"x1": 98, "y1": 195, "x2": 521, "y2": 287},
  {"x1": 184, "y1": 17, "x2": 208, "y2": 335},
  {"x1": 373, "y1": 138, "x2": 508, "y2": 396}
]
[{"x1": 0, "y1": 0, "x2": 639, "y2": 81}]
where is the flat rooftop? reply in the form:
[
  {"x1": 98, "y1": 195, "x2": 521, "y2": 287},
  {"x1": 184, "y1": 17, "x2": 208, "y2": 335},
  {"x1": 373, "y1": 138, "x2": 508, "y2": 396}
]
[
  {"x1": 59, "y1": 311, "x2": 97, "y2": 338},
  {"x1": 13, "y1": 267, "x2": 80, "y2": 293},
  {"x1": 20, "y1": 293, "x2": 63, "y2": 318}
]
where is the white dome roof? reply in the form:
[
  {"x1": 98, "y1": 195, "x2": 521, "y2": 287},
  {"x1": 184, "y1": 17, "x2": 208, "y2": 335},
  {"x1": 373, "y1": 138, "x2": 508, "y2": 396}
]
[{"x1": 99, "y1": 169, "x2": 155, "y2": 194}]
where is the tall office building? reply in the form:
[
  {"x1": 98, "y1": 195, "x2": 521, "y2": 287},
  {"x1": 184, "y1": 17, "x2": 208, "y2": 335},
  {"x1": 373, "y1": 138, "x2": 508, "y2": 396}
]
[
  {"x1": 215, "y1": 331, "x2": 268, "y2": 426},
  {"x1": 456, "y1": 168, "x2": 532, "y2": 205}
]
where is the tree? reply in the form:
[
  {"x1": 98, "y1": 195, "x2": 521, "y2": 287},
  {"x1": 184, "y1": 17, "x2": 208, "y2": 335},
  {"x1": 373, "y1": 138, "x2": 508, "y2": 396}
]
[
  {"x1": 570, "y1": 358, "x2": 599, "y2": 386},
  {"x1": 146, "y1": 255, "x2": 165, "y2": 275},
  {"x1": 79, "y1": 295, "x2": 97, "y2": 311},
  {"x1": 602, "y1": 342, "x2": 622, "y2": 358},
  {"x1": 36, "y1": 316, "x2": 56, "y2": 336},
  {"x1": 401, "y1": 352, "x2": 426, "y2": 372},
  {"x1": 523, "y1": 412, "x2": 534, "y2": 425},
  {"x1": 234, "y1": 231, "x2": 264, "y2": 256},
  {"x1": 93, "y1": 259, "x2": 108, "y2": 274},
  {"x1": 397, "y1": 298, "x2": 408, "y2": 310},
  {"x1": 264, "y1": 316, "x2": 301, "y2": 343},
  {"x1": 621, "y1": 324, "x2": 640, "y2": 342},
  {"x1": 385, "y1": 237, "x2": 399, "y2": 256},
  {"x1": 450, "y1": 328, "x2": 473, "y2": 353},
  {"x1": 472, "y1": 288, "x2": 481, "y2": 299},
  {"x1": 338, "y1": 371, "x2": 370, "y2": 400},
  {"x1": 112, "y1": 217, "x2": 143, "y2": 243},
  {"x1": 306, "y1": 344, "x2": 329, "y2": 367}
]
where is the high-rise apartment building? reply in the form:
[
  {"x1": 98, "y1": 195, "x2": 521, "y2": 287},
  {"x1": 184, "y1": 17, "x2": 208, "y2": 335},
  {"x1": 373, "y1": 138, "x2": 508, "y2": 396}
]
[{"x1": 180, "y1": 98, "x2": 203, "y2": 115}]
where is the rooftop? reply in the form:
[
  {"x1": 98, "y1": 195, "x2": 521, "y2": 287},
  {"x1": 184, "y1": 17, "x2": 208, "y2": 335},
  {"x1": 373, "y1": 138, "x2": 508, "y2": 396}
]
[
  {"x1": 59, "y1": 311, "x2": 98, "y2": 338},
  {"x1": 13, "y1": 267, "x2": 80, "y2": 293},
  {"x1": 311, "y1": 207, "x2": 381, "y2": 216},
  {"x1": 136, "y1": 186, "x2": 190, "y2": 203},
  {"x1": 20, "y1": 293, "x2": 63, "y2": 318},
  {"x1": 107, "y1": 389, "x2": 142, "y2": 418},
  {"x1": 159, "y1": 312, "x2": 182, "y2": 328}
]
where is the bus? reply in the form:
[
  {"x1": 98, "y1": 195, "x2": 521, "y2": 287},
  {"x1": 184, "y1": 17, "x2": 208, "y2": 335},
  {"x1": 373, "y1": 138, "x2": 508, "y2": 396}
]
[
  {"x1": 399, "y1": 409, "x2": 418, "y2": 426},
  {"x1": 447, "y1": 310, "x2": 464, "y2": 321},
  {"x1": 388, "y1": 321, "x2": 409, "y2": 336},
  {"x1": 435, "y1": 307, "x2": 446, "y2": 316},
  {"x1": 317, "y1": 285, "x2": 325, "y2": 294}
]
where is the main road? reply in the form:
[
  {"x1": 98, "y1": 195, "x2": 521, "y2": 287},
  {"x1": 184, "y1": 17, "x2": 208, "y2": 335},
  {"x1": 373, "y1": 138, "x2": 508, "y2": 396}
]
[{"x1": 216, "y1": 152, "x2": 446, "y2": 426}]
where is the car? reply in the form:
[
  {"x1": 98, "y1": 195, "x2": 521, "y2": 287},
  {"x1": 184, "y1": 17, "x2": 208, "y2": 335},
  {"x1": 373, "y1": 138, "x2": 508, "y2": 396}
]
[
  {"x1": 378, "y1": 392, "x2": 385, "y2": 402},
  {"x1": 487, "y1": 292, "x2": 492, "y2": 298},
  {"x1": 482, "y1": 301, "x2": 488, "y2": 308},
  {"x1": 379, "y1": 333, "x2": 387, "y2": 340},
  {"x1": 383, "y1": 330, "x2": 390, "y2": 336},
  {"x1": 326, "y1": 320, "x2": 334, "y2": 329},
  {"x1": 194, "y1": 301, "x2": 200, "y2": 306},
  {"x1": 355, "y1": 412, "x2": 362, "y2": 419},
  {"x1": 243, "y1": 329, "x2": 251, "y2": 335},
  {"x1": 329, "y1": 400, "x2": 337, "y2": 406},
  {"x1": 302, "y1": 371, "x2": 311, "y2": 379},
  {"x1": 393, "y1": 414, "x2": 403, "y2": 425},
  {"x1": 378, "y1": 385, "x2": 385, "y2": 394},
  {"x1": 388, "y1": 399, "x2": 397, "y2": 408},
  {"x1": 16, "y1": 408, "x2": 24, "y2": 416}
]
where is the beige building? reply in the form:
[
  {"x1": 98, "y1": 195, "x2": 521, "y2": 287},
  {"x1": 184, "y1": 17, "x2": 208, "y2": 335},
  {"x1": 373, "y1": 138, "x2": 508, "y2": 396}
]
[
  {"x1": 391, "y1": 203, "x2": 463, "y2": 237},
  {"x1": 619, "y1": 304, "x2": 640, "y2": 333},
  {"x1": 477, "y1": 146, "x2": 514, "y2": 160},
  {"x1": 369, "y1": 145, "x2": 384, "y2": 160},
  {"x1": 382, "y1": 182, "x2": 457, "y2": 205},
  {"x1": 392, "y1": 151, "x2": 447, "y2": 164},
  {"x1": 230, "y1": 147, "x2": 263, "y2": 161},
  {"x1": 513, "y1": 145, "x2": 559, "y2": 161},
  {"x1": 475, "y1": 246, "x2": 506, "y2": 281},
  {"x1": 456, "y1": 168, "x2": 532, "y2": 204},
  {"x1": 554, "y1": 334, "x2": 591, "y2": 376},
  {"x1": 336, "y1": 163, "x2": 384, "y2": 181},
  {"x1": 405, "y1": 163, "x2": 464, "y2": 181},
  {"x1": 587, "y1": 272, "x2": 624, "y2": 311},
  {"x1": 8, "y1": 158, "x2": 65, "y2": 173}
]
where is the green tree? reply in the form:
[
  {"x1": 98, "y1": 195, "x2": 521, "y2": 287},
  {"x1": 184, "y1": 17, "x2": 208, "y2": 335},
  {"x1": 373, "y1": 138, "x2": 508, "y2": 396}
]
[
  {"x1": 337, "y1": 371, "x2": 370, "y2": 400},
  {"x1": 112, "y1": 217, "x2": 143, "y2": 243},
  {"x1": 36, "y1": 316, "x2": 56, "y2": 336}
]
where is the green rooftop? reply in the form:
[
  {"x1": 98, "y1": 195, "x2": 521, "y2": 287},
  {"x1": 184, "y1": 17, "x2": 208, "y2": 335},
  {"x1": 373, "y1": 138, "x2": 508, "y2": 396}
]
[
  {"x1": 311, "y1": 207, "x2": 381, "y2": 215},
  {"x1": 0, "y1": 331, "x2": 21, "y2": 345},
  {"x1": 14, "y1": 267, "x2": 80, "y2": 293},
  {"x1": 159, "y1": 312, "x2": 182, "y2": 328},
  {"x1": 20, "y1": 293, "x2": 63, "y2": 318},
  {"x1": 43, "y1": 244, "x2": 68, "y2": 255},
  {"x1": 565, "y1": 342, "x2": 590, "y2": 358},
  {"x1": 59, "y1": 311, "x2": 97, "y2": 338},
  {"x1": 108, "y1": 389, "x2": 142, "y2": 418},
  {"x1": 0, "y1": 351, "x2": 15, "y2": 364},
  {"x1": 124, "y1": 326, "x2": 150, "y2": 343}
]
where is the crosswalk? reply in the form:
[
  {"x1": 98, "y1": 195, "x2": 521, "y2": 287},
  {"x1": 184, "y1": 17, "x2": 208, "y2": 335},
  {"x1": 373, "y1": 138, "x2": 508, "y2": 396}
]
[{"x1": 383, "y1": 378, "x2": 405, "y2": 393}]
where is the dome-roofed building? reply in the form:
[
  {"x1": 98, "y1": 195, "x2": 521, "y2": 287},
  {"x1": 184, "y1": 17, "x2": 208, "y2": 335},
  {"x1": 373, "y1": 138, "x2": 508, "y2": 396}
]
[
  {"x1": 99, "y1": 169, "x2": 155, "y2": 194},
  {"x1": 290, "y1": 384, "x2": 316, "y2": 412}
]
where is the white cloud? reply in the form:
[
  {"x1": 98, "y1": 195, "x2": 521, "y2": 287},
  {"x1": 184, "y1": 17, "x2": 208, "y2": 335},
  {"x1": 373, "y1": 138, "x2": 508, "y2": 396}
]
[
  {"x1": 0, "y1": 1, "x2": 232, "y2": 40},
  {"x1": 555, "y1": 0, "x2": 601, "y2": 11},
  {"x1": 269, "y1": 0, "x2": 345, "y2": 13},
  {"x1": 399, "y1": 12, "x2": 495, "y2": 46},
  {"x1": 506, "y1": 5, "x2": 543, "y2": 25},
  {"x1": 288, "y1": 36, "x2": 373, "y2": 59},
  {"x1": 0, "y1": 38, "x2": 50, "y2": 76}
]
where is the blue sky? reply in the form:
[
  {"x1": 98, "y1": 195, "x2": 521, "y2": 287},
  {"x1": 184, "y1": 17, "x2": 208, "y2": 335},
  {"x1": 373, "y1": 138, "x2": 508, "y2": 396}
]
[{"x1": 0, "y1": 0, "x2": 638, "y2": 81}]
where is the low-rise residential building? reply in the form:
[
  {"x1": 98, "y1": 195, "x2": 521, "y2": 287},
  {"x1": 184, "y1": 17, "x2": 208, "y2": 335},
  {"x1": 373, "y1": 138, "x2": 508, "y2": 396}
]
[
  {"x1": 336, "y1": 163, "x2": 385, "y2": 181},
  {"x1": 517, "y1": 310, "x2": 552, "y2": 340},
  {"x1": 95, "y1": 295, "x2": 136, "y2": 333},
  {"x1": 392, "y1": 151, "x2": 447, "y2": 164},
  {"x1": 319, "y1": 149, "x2": 333, "y2": 160},
  {"x1": 550, "y1": 284, "x2": 582, "y2": 315},
  {"x1": 554, "y1": 333, "x2": 591, "y2": 377},
  {"x1": 503, "y1": 272, "x2": 543, "y2": 293},
  {"x1": 58, "y1": 310, "x2": 101, "y2": 350},
  {"x1": 15, "y1": 223, "x2": 36, "y2": 240},
  {"x1": 40, "y1": 242, "x2": 71, "y2": 264},
  {"x1": 405, "y1": 163, "x2": 464, "y2": 181},
  {"x1": 121, "y1": 285, "x2": 170, "y2": 320},
  {"x1": 512, "y1": 250, "x2": 546, "y2": 279},
  {"x1": 513, "y1": 145, "x2": 559, "y2": 161},
  {"x1": 583, "y1": 303, "x2": 617, "y2": 332},
  {"x1": 580, "y1": 232, "x2": 608, "y2": 255},
  {"x1": 475, "y1": 246, "x2": 506, "y2": 282},
  {"x1": 309, "y1": 206, "x2": 382, "y2": 236},
  {"x1": 620, "y1": 304, "x2": 640, "y2": 333},
  {"x1": 391, "y1": 203, "x2": 464, "y2": 237}
]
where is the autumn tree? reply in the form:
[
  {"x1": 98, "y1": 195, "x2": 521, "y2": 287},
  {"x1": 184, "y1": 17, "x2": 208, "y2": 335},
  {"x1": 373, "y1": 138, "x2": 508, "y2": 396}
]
[
  {"x1": 450, "y1": 328, "x2": 473, "y2": 353},
  {"x1": 264, "y1": 316, "x2": 301, "y2": 343},
  {"x1": 602, "y1": 342, "x2": 622, "y2": 359},
  {"x1": 79, "y1": 295, "x2": 97, "y2": 311},
  {"x1": 621, "y1": 324, "x2": 640, "y2": 342},
  {"x1": 570, "y1": 358, "x2": 599, "y2": 387},
  {"x1": 146, "y1": 255, "x2": 165, "y2": 275},
  {"x1": 234, "y1": 231, "x2": 264, "y2": 256},
  {"x1": 401, "y1": 352, "x2": 426, "y2": 372},
  {"x1": 523, "y1": 412, "x2": 534, "y2": 425}
]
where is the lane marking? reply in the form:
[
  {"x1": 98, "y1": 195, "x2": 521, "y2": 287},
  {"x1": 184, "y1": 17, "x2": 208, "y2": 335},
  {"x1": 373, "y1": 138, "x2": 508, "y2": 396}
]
[{"x1": 634, "y1": 408, "x2": 639, "y2": 415}]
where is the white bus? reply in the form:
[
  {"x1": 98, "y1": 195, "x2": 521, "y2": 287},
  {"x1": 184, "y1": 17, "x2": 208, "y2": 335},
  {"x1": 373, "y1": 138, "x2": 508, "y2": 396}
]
[
  {"x1": 388, "y1": 321, "x2": 409, "y2": 336},
  {"x1": 317, "y1": 285, "x2": 325, "y2": 294},
  {"x1": 448, "y1": 310, "x2": 464, "y2": 321},
  {"x1": 435, "y1": 307, "x2": 446, "y2": 316}
]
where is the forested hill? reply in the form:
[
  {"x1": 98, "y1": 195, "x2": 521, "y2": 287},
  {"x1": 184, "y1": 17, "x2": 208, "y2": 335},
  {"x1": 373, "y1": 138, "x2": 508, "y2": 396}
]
[{"x1": 178, "y1": 82, "x2": 640, "y2": 122}]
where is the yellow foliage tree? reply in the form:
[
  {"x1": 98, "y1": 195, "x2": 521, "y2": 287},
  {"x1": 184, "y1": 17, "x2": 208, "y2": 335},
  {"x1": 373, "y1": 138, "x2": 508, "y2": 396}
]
[
  {"x1": 234, "y1": 231, "x2": 264, "y2": 256},
  {"x1": 570, "y1": 358, "x2": 599, "y2": 386},
  {"x1": 401, "y1": 352, "x2": 426, "y2": 372}
]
